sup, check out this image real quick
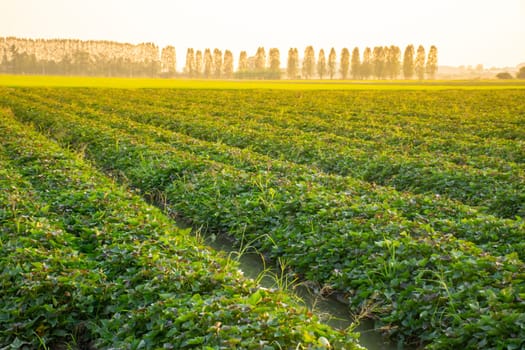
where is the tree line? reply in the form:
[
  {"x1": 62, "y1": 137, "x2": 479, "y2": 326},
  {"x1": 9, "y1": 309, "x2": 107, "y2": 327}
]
[
  {"x1": 0, "y1": 37, "x2": 174, "y2": 77},
  {"x1": 1, "y1": 37, "x2": 438, "y2": 79},
  {"x1": 282, "y1": 45, "x2": 437, "y2": 80},
  {"x1": 175, "y1": 44, "x2": 437, "y2": 79},
  {"x1": 183, "y1": 47, "x2": 282, "y2": 79}
]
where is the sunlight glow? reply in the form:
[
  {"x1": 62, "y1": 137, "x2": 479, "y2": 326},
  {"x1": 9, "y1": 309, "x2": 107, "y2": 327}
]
[{"x1": 0, "y1": 0, "x2": 524, "y2": 67}]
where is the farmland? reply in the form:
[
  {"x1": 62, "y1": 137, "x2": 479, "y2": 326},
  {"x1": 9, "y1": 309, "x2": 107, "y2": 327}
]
[
  {"x1": 0, "y1": 106, "x2": 362, "y2": 349},
  {"x1": 1, "y1": 79, "x2": 524, "y2": 349}
]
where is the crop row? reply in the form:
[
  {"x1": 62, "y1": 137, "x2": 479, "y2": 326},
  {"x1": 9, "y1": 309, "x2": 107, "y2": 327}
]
[
  {"x1": 0, "y1": 108, "x2": 361, "y2": 349},
  {"x1": 3, "y1": 90, "x2": 524, "y2": 348},
  {"x1": 17, "y1": 87, "x2": 524, "y2": 218}
]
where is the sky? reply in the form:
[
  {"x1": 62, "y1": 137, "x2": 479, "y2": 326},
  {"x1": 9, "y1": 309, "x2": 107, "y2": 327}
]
[{"x1": 1, "y1": 0, "x2": 524, "y2": 69}]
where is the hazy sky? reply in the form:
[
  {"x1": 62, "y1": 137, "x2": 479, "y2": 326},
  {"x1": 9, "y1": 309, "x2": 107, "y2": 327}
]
[{"x1": 1, "y1": 0, "x2": 524, "y2": 68}]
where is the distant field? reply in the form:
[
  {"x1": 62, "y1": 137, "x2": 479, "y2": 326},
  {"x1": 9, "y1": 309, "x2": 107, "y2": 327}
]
[
  {"x1": 1, "y1": 81, "x2": 524, "y2": 349},
  {"x1": 1, "y1": 74, "x2": 525, "y2": 89}
]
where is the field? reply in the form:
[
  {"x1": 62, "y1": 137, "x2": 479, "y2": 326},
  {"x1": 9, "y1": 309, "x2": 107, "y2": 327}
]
[
  {"x1": 1, "y1": 77, "x2": 524, "y2": 349},
  {"x1": 1, "y1": 74, "x2": 525, "y2": 90}
]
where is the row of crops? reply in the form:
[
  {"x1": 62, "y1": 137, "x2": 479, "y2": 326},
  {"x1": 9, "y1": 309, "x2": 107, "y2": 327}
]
[
  {"x1": 1, "y1": 86, "x2": 524, "y2": 349},
  {"x1": 0, "y1": 107, "x2": 361, "y2": 348}
]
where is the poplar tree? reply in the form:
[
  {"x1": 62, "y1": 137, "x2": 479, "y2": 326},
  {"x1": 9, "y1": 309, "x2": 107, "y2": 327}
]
[
  {"x1": 204, "y1": 48, "x2": 212, "y2": 78},
  {"x1": 426, "y1": 45, "x2": 438, "y2": 79},
  {"x1": 302, "y1": 46, "x2": 315, "y2": 79},
  {"x1": 415, "y1": 45, "x2": 426, "y2": 80},
  {"x1": 269, "y1": 48, "x2": 280, "y2": 72},
  {"x1": 340, "y1": 48, "x2": 350, "y2": 79},
  {"x1": 403, "y1": 45, "x2": 415, "y2": 79},
  {"x1": 372, "y1": 46, "x2": 386, "y2": 79},
  {"x1": 269, "y1": 48, "x2": 281, "y2": 78},
  {"x1": 184, "y1": 48, "x2": 195, "y2": 77},
  {"x1": 317, "y1": 49, "x2": 326, "y2": 79},
  {"x1": 255, "y1": 47, "x2": 266, "y2": 72},
  {"x1": 160, "y1": 45, "x2": 176, "y2": 76},
  {"x1": 386, "y1": 45, "x2": 401, "y2": 79},
  {"x1": 361, "y1": 47, "x2": 372, "y2": 79},
  {"x1": 351, "y1": 47, "x2": 361, "y2": 79},
  {"x1": 287, "y1": 48, "x2": 299, "y2": 79},
  {"x1": 213, "y1": 48, "x2": 222, "y2": 78},
  {"x1": 195, "y1": 50, "x2": 203, "y2": 77},
  {"x1": 223, "y1": 50, "x2": 234, "y2": 78},
  {"x1": 238, "y1": 51, "x2": 248, "y2": 72},
  {"x1": 328, "y1": 48, "x2": 336, "y2": 79}
]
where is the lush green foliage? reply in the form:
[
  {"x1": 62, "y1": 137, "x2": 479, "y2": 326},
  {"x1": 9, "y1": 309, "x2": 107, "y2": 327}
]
[
  {"x1": 1, "y1": 85, "x2": 524, "y2": 349},
  {"x1": 13, "y1": 87, "x2": 525, "y2": 219},
  {"x1": 0, "y1": 108, "x2": 361, "y2": 349}
]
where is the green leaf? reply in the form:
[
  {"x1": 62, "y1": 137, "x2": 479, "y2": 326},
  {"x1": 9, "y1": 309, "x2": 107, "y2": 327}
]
[
  {"x1": 248, "y1": 290, "x2": 263, "y2": 306},
  {"x1": 182, "y1": 337, "x2": 204, "y2": 347}
]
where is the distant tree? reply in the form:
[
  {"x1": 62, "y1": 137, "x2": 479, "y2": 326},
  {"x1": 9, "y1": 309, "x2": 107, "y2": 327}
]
[
  {"x1": 160, "y1": 45, "x2": 176, "y2": 76},
  {"x1": 204, "y1": 48, "x2": 212, "y2": 78},
  {"x1": 8, "y1": 45, "x2": 18, "y2": 73},
  {"x1": 302, "y1": 46, "x2": 315, "y2": 79},
  {"x1": 60, "y1": 55, "x2": 73, "y2": 76},
  {"x1": 361, "y1": 47, "x2": 372, "y2": 79},
  {"x1": 372, "y1": 46, "x2": 386, "y2": 79},
  {"x1": 213, "y1": 48, "x2": 223, "y2": 78},
  {"x1": 351, "y1": 47, "x2": 361, "y2": 79},
  {"x1": 195, "y1": 50, "x2": 203, "y2": 77},
  {"x1": 72, "y1": 50, "x2": 91, "y2": 76},
  {"x1": 0, "y1": 37, "x2": 172, "y2": 78},
  {"x1": 381, "y1": 46, "x2": 390, "y2": 78},
  {"x1": 238, "y1": 51, "x2": 248, "y2": 72},
  {"x1": 184, "y1": 48, "x2": 195, "y2": 77},
  {"x1": 475, "y1": 64, "x2": 484, "y2": 74},
  {"x1": 386, "y1": 45, "x2": 401, "y2": 79},
  {"x1": 403, "y1": 45, "x2": 415, "y2": 79},
  {"x1": 317, "y1": 49, "x2": 326, "y2": 79},
  {"x1": 426, "y1": 45, "x2": 438, "y2": 79},
  {"x1": 8, "y1": 49, "x2": 38, "y2": 75},
  {"x1": 340, "y1": 48, "x2": 350, "y2": 79},
  {"x1": 255, "y1": 47, "x2": 266, "y2": 72},
  {"x1": 415, "y1": 45, "x2": 426, "y2": 80},
  {"x1": 328, "y1": 47, "x2": 336, "y2": 79},
  {"x1": 517, "y1": 66, "x2": 525, "y2": 79},
  {"x1": 0, "y1": 51, "x2": 7, "y2": 73},
  {"x1": 223, "y1": 50, "x2": 234, "y2": 78},
  {"x1": 496, "y1": 72, "x2": 513, "y2": 79},
  {"x1": 268, "y1": 48, "x2": 281, "y2": 75},
  {"x1": 287, "y1": 48, "x2": 299, "y2": 79}
]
